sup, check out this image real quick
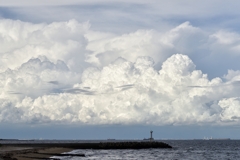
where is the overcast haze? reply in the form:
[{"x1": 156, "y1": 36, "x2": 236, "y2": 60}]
[{"x1": 1, "y1": 0, "x2": 240, "y2": 139}]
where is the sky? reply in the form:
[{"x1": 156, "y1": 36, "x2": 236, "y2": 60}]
[{"x1": 1, "y1": 0, "x2": 240, "y2": 139}]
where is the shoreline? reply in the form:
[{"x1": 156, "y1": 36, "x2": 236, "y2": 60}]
[{"x1": 0, "y1": 147, "x2": 76, "y2": 160}]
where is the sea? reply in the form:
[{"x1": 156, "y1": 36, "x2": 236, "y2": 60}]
[{"x1": 51, "y1": 140, "x2": 240, "y2": 160}]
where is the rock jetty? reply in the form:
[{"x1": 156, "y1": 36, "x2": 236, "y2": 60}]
[{"x1": 1, "y1": 141, "x2": 172, "y2": 149}]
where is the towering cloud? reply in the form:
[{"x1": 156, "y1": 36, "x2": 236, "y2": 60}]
[{"x1": 1, "y1": 19, "x2": 240, "y2": 125}]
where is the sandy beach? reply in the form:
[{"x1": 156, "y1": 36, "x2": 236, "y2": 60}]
[{"x1": 0, "y1": 147, "x2": 75, "y2": 160}]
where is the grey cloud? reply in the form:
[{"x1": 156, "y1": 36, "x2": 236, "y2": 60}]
[
  {"x1": 230, "y1": 81, "x2": 240, "y2": 86},
  {"x1": 187, "y1": 80, "x2": 240, "y2": 88},
  {"x1": 48, "y1": 81, "x2": 59, "y2": 85},
  {"x1": 2, "y1": 1, "x2": 240, "y2": 36},
  {"x1": 116, "y1": 84, "x2": 135, "y2": 88},
  {"x1": 63, "y1": 88, "x2": 96, "y2": 95},
  {"x1": 7, "y1": 91, "x2": 23, "y2": 95}
]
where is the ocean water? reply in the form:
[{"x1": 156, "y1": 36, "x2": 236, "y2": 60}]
[{"x1": 52, "y1": 140, "x2": 240, "y2": 160}]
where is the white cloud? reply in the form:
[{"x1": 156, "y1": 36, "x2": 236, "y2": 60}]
[
  {"x1": 1, "y1": 19, "x2": 240, "y2": 126},
  {"x1": 85, "y1": 22, "x2": 207, "y2": 68},
  {"x1": 219, "y1": 98, "x2": 240, "y2": 123},
  {"x1": 85, "y1": 29, "x2": 172, "y2": 66},
  {"x1": 0, "y1": 56, "x2": 81, "y2": 101},
  {"x1": 0, "y1": 19, "x2": 89, "y2": 73},
  {"x1": 1, "y1": 53, "x2": 240, "y2": 125},
  {"x1": 210, "y1": 30, "x2": 240, "y2": 54},
  {"x1": 224, "y1": 70, "x2": 240, "y2": 81}
]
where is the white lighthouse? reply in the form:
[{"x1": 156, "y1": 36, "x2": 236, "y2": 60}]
[{"x1": 150, "y1": 130, "x2": 154, "y2": 141}]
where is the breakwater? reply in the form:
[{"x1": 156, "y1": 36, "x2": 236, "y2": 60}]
[
  {"x1": 1, "y1": 141, "x2": 172, "y2": 149},
  {"x1": 98, "y1": 141, "x2": 172, "y2": 149}
]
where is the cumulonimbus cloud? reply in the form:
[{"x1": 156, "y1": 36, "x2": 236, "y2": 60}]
[
  {"x1": 1, "y1": 54, "x2": 240, "y2": 125},
  {"x1": 1, "y1": 19, "x2": 240, "y2": 125}
]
